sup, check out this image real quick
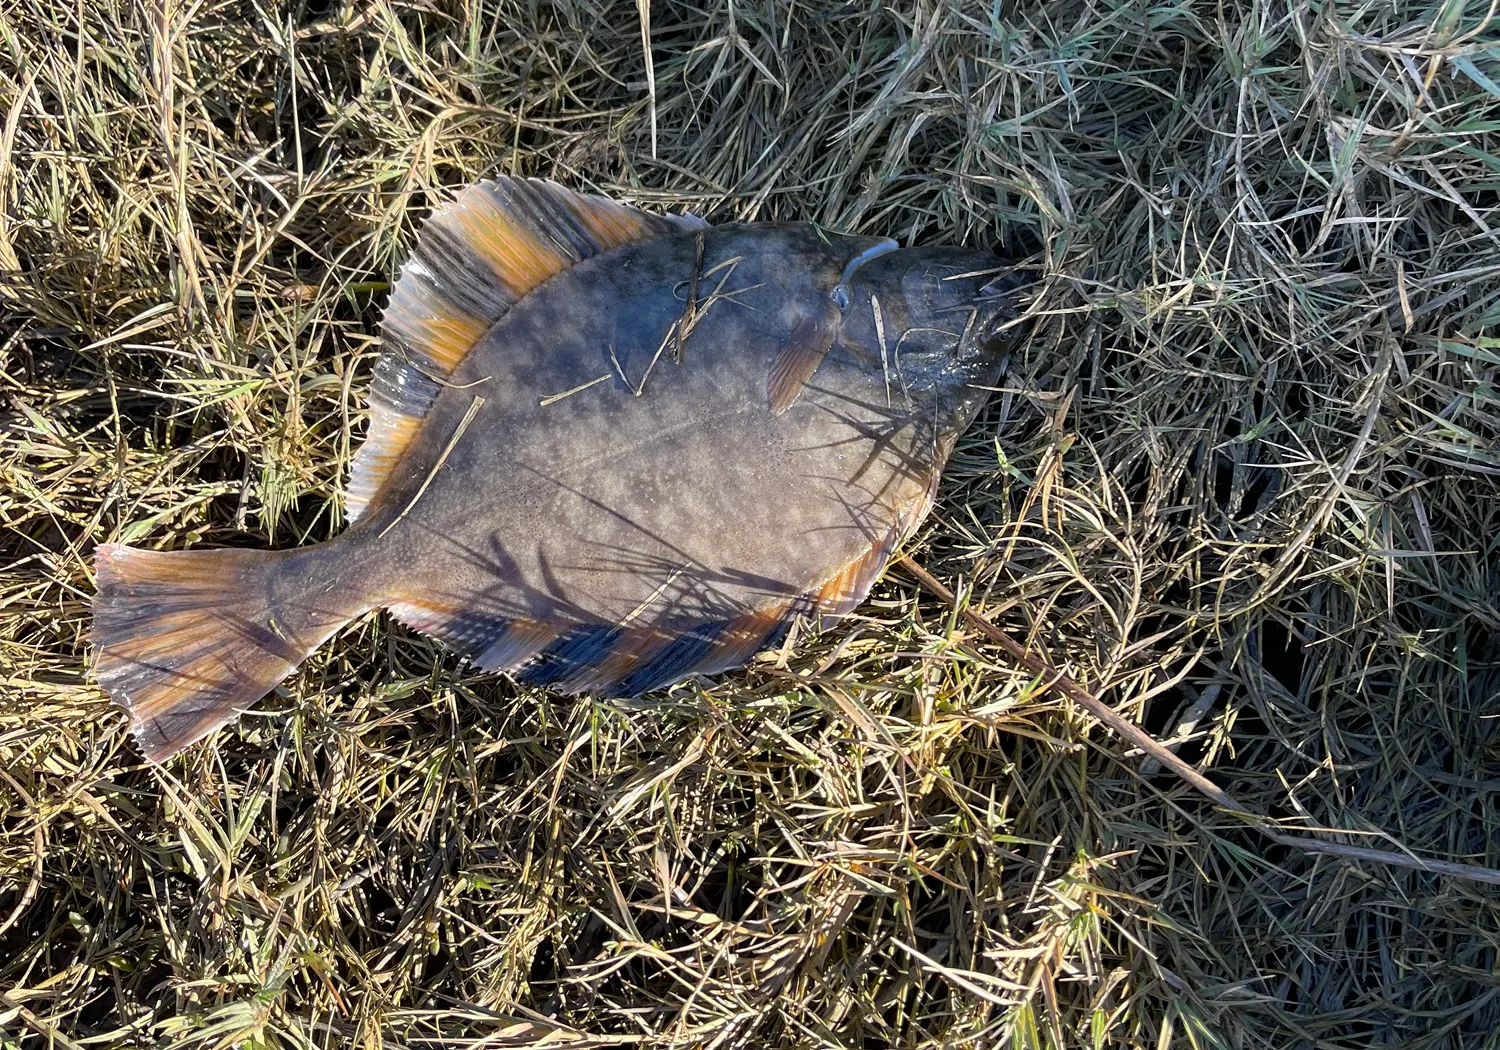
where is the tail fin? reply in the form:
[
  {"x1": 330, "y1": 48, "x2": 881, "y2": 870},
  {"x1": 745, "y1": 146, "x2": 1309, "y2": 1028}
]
[{"x1": 91, "y1": 543, "x2": 366, "y2": 762}]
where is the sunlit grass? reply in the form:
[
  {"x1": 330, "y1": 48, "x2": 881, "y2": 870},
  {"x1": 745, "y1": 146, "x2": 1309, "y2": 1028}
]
[{"x1": 2, "y1": 0, "x2": 1499, "y2": 1046}]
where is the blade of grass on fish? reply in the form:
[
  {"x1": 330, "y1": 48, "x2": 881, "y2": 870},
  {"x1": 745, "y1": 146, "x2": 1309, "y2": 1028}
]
[
  {"x1": 539, "y1": 374, "x2": 613, "y2": 407},
  {"x1": 378, "y1": 395, "x2": 485, "y2": 539}
]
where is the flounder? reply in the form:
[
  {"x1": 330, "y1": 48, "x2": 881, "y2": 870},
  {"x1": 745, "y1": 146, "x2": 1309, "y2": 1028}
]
[{"x1": 92, "y1": 178, "x2": 1028, "y2": 761}]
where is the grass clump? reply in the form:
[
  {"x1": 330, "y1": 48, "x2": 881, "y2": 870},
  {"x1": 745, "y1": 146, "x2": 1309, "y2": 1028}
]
[{"x1": 3, "y1": 0, "x2": 1499, "y2": 1047}]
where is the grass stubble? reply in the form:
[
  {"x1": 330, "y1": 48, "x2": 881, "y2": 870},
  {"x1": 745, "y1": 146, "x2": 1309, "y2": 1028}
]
[{"x1": 1, "y1": 0, "x2": 1499, "y2": 1046}]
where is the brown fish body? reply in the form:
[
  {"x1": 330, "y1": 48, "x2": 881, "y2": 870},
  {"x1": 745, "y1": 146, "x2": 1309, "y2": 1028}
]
[
  {"x1": 92, "y1": 181, "x2": 1026, "y2": 760},
  {"x1": 354, "y1": 225, "x2": 945, "y2": 625}
]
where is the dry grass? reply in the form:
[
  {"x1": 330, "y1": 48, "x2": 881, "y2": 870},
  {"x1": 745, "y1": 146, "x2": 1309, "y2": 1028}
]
[{"x1": 3, "y1": 0, "x2": 1499, "y2": 1046}]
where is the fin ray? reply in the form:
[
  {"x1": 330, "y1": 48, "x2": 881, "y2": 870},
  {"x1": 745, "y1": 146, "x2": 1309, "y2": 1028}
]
[
  {"x1": 387, "y1": 597, "x2": 513, "y2": 654},
  {"x1": 92, "y1": 544, "x2": 367, "y2": 762},
  {"x1": 387, "y1": 598, "x2": 568, "y2": 674},
  {"x1": 476, "y1": 619, "x2": 565, "y2": 671},
  {"x1": 516, "y1": 609, "x2": 794, "y2": 698},
  {"x1": 767, "y1": 303, "x2": 839, "y2": 415}
]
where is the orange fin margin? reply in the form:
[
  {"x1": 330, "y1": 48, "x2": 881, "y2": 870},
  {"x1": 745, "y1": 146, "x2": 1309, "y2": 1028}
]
[
  {"x1": 811, "y1": 474, "x2": 941, "y2": 620},
  {"x1": 346, "y1": 179, "x2": 706, "y2": 522}
]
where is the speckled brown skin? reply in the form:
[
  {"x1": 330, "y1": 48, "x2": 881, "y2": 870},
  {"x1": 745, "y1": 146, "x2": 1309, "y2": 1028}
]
[{"x1": 262, "y1": 225, "x2": 1017, "y2": 643}]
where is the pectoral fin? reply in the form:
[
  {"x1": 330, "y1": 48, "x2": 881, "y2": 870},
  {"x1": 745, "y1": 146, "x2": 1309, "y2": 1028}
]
[{"x1": 767, "y1": 302, "x2": 840, "y2": 416}]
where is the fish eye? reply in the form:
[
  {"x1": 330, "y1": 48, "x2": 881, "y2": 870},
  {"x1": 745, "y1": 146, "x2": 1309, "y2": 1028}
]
[{"x1": 831, "y1": 285, "x2": 850, "y2": 309}]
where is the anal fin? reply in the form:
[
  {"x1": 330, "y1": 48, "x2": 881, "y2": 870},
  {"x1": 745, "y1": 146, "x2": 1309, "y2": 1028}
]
[
  {"x1": 387, "y1": 597, "x2": 514, "y2": 655},
  {"x1": 516, "y1": 608, "x2": 794, "y2": 698},
  {"x1": 386, "y1": 597, "x2": 566, "y2": 674},
  {"x1": 383, "y1": 487, "x2": 936, "y2": 701},
  {"x1": 475, "y1": 619, "x2": 564, "y2": 672},
  {"x1": 809, "y1": 483, "x2": 934, "y2": 622},
  {"x1": 512, "y1": 485, "x2": 939, "y2": 699}
]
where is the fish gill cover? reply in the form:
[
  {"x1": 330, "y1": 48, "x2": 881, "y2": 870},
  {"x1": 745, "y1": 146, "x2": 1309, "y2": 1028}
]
[{"x1": 2, "y1": 0, "x2": 1499, "y2": 1047}]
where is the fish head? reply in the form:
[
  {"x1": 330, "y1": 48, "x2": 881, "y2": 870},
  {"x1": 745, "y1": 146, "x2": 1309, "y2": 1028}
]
[
  {"x1": 836, "y1": 245, "x2": 1025, "y2": 380},
  {"x1": 833, "y1": 244, "x2": 1028, "y2": 425}
]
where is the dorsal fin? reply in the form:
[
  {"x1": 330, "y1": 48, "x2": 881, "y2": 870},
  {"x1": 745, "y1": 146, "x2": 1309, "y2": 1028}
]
[{"x1": 346, "y1": 178, "x2": 707, "y2": 521}]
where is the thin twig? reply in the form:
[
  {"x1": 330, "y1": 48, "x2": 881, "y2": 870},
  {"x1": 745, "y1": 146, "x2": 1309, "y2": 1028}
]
[
  {"x1": 378, "y1": 395, "x2": 484, "y2": 538},
  {"x1": 540, "y1": 373, "x2": 612, "y2": 407},
  {"x1": 896, "y1": 553, "x2": 1500, "y2": 887}
]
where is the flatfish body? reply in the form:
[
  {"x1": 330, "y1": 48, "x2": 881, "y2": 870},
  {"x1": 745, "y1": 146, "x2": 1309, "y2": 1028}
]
[{"x1": 92, "y1": 179, "x2": 1027, "y2": 760}]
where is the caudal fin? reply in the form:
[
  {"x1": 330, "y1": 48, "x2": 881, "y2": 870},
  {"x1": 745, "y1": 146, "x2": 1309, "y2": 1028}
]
[{"x1": 92, "y1": 543, "x2": 365, "y2": 762}]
